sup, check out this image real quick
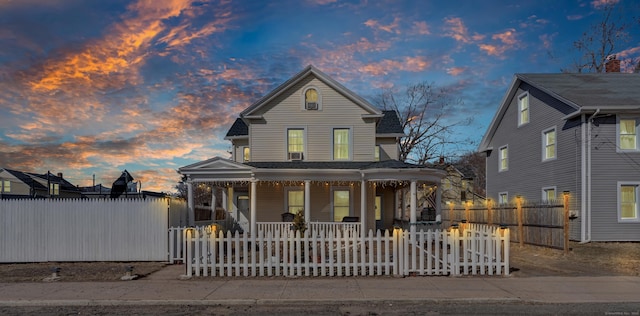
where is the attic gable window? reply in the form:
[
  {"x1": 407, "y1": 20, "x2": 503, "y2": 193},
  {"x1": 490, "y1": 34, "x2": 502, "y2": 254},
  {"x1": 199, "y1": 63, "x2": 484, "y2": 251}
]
[
  {"x1": 302, "y1": 87, "x2": 321, "y2": 111},
  {"x1": 518, "y1": 92, "x2": 529, "y2": 126}
]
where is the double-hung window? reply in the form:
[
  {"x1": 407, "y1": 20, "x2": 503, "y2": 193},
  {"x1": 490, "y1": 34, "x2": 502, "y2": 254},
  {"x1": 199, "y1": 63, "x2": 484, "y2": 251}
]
[
  {"x1": 618, "y1": 118, "x2": 638, "y2": 151},
  {"x1": 332, "y1": 188, "x2": 351, "y2": 222},
  {"x1": 333, "y1": 128, "x2": 350, "y2": 160},
  {"x1": 619, "y1": 183, "x2": 639, "y2": 221},
  {"x1": 286, "y1": 188, "x2": 304, "y2": 214},
  {"x1": 287, "y1": 128, "x2": 304, "y2": 160},
  {"x1": 542, "y1": 127, "x2": 556, "y2": 161},
  {"x1": 499, "y1": 145, "x2": 508, "y2": 172},
  {"x1": 542, "y1": 186, "x2": 556, "y2": 202},
  {"x1": 498, "y1": 192, "x2": 508, "y2": 205},
  {"x1": 518, "y1": 93, "x2": 529, "y2": 126},
  {"x1": 49, "y1": 183, "x2": 59, "y2": 196}
]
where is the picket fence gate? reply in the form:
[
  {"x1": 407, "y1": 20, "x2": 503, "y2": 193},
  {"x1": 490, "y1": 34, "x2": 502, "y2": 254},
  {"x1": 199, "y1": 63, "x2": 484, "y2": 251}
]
[{"x1": 177, "y1": 223, "x2": 510, "y2": 277}]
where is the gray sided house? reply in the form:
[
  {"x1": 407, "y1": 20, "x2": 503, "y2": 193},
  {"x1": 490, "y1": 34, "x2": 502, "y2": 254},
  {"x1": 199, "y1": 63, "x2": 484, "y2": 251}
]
[
  {"x1": 479, "y1": 73, "x2": 640, "y2": 242},
  {"x1": 0, "y1": 168, "x2": 81, "y2": 199},
  {"x1": 179, "y1": 65, "x2": 446, "y2": 233}
]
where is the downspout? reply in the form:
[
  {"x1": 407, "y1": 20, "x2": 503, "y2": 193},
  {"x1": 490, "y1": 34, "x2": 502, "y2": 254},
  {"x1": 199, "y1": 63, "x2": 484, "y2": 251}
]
[{"x1": 584, "y1": 109, "x2": 600, "y2": 243}]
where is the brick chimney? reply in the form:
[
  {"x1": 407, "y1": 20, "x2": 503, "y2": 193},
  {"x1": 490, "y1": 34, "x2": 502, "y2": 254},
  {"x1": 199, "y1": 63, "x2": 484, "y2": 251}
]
[
  {"x1": 605, "y1": 55, "x2": 620, "y2": 73},
  {"x1": 57, "y1": 172, "x2": 63, "y2": 179}
]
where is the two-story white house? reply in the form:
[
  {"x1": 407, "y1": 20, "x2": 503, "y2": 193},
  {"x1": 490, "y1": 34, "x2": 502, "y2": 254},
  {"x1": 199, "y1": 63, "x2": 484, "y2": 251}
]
[{"x1": 178, "y1": 66, "x2": 446, "y2": 233}]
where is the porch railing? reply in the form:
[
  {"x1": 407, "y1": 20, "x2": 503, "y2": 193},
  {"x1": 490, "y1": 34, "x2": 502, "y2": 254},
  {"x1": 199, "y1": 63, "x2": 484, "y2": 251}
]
[{"x1": 256, "y1": 222, "x2": 361, "y2": 237}]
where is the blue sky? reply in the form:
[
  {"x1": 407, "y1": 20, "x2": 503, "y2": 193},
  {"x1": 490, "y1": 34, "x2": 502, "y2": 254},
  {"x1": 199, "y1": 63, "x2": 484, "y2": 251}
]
[{"x1": 0, "y1": 0, "x2": 638, "y2": 192}]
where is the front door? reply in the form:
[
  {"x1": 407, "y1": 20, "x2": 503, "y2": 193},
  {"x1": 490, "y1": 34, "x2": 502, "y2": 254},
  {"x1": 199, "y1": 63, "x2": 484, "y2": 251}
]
[
  {"x1": 375, "y1": 196, "x2": 383, "y2": 230},
  {"x1": 237, "y1": 195, "x2": 250, "y2": 232}
]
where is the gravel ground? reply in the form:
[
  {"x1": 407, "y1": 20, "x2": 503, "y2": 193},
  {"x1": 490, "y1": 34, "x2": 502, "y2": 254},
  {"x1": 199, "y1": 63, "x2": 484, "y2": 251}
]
[{"x1": 0, "y1": 241, "x2": 638, "y2": 282}]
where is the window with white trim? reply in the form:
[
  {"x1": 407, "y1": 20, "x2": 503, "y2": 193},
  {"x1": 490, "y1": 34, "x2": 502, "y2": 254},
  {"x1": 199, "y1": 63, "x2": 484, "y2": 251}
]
[
  {"x1": 302, "y1": 87, "x2": 321, "y2": 111},
  {"x1": 542, "y1": 127, "x2": 556, "y2": 161},
  {"x1": 242, "y1": 147, "x2": 250, "y2": 162},
  {"x1": 499, "y1": 145, "x2": 508, "y2": 172},
  {"x1": 618, "y1": 117, "x2": 638, "y2": 151},
  {"x1": 518, "y1": 92, "x2": 529, "y2": 126},
  {"x1": 333, "y1": 128, "x2": 350, "y2": 160},
  {"x1": 287, "y1": 128, "x2": 304, "y2": 160},
  {"x1": 374, "y1": 145, "x2": 380, "y2": 161},
  {"x1": 286, "y1": 188, "x2": 304, "y2": 214},
  {"x1": 1, "y1": 180, "x2": 10, "y2": 192},
  {"x1": 49, "y1": 183, "x2": 59, "y2": 196},
  {"x1": 542, "y1": 186, "x2": 556, "y2": 202},
  {"x1": 498, "y1": 192, "x2": 508, "y2": 205},
  {"x1": 618, "y1": 183, "x2": 639, "y2": 221},
  {"x1": 332, "y1": 187, "x2": 351, "y2": 222}
]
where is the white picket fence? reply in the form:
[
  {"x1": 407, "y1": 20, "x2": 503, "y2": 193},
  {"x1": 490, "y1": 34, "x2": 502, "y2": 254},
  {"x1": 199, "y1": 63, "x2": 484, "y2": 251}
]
[
  {"x1": 0, "y1": 198, "x2": 170, "y2": 262},
  {"x1": 179, "y1": 223, "x2": 510, "y2": 277}
]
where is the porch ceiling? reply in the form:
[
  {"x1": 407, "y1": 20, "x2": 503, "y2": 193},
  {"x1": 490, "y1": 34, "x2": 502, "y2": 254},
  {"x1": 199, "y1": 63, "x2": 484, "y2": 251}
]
[{"x1": 186, "y1": 166, "x2": 445, "y2": 185}]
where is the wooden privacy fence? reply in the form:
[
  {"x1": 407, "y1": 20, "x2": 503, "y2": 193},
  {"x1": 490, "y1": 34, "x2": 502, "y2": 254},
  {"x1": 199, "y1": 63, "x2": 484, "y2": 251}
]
[
  {"x1": 179, "y1": 224, "x2": 509, "y2": 277},
  {"x1": 0, "y1": 198, "x2": 171, "y2": 262},
  {"x1": 442, "y1": 194, "x2": 570, "y2": 252}
]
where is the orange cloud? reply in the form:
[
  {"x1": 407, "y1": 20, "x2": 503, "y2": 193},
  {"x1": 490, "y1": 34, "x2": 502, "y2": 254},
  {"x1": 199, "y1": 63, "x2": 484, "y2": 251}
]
[
  {"x1": 359, "y1": 56, "x2": 431, "y2": 76},
  {"x1": 447, "y1": 67, "x2": 467, "y2": 76},
  {"x1": 591, "y1": 0, "x2": 619, "y2": 9},
  {"x1": 478, "y1": 29, "x2": 520, "y2": 58},
  {"x1": 364, "y1": 17, "x2": 401, "y2": 34},
  {"x1": 442, "y1": 17, "x2": 486, "y2": 45},
  {"x1": 413, "y1": 21, "x2": 430, "y2": 35}
]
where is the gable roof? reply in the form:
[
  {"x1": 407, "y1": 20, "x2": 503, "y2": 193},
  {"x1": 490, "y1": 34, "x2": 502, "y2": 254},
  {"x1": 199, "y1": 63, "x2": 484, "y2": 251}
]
[
  {"x1": 240, "y1": 65, "x2": 382, "y2": 118},
  {"x1": 29, "y1": 172, "x2": 80, "y2": 192},
  {"x1": 1, "y1": 168, "x2": 47, "y2": 190},
  {"x1": 376, "y1": 110, "x2": 405, "y2": 136},
  {"x1": 225, "y1": 118, "x2": 249, "y2": 138},
  {"x1": 479, "y1": 73, "x2": 640, "y2": 152}
]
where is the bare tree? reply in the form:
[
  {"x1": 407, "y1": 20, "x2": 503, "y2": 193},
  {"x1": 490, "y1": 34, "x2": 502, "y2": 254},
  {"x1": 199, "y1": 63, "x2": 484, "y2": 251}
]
[
  {"x1": 452, "y1": 151, "x2": 486, "y2": 198},
  {"x1": 374, "y1": 81, "x2": 472, "y2": 165},
  {"x1": 565, "y1": 3, "x2": 634, "y2": 73}
]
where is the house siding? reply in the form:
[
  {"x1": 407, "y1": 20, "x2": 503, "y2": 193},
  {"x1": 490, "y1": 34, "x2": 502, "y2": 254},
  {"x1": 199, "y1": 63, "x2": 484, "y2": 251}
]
[
  {"x1": 249, "y1": 76, "x2": 376, "y2": 162},
  {"x1": 232, "y1": 139, "x2": 249, "y2": 163},
  {"x1": 589, "y1": 115, "x2": 640, "y2": 241},
  {"x1": 376, "y1": 138, "x2": 398, "y2": 160},
  {"x1": 485, "y1": 84, "x2": 583, "y2": 240},
  {"x1": 254, "y1": 182, "x2": 372, "y2": 225}
]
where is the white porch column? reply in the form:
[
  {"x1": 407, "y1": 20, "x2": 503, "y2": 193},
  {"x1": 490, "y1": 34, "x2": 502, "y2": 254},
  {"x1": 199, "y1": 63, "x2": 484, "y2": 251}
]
[
  {"x1": 227, "y1": 186, "x2": 234, "y2": 216},
  {"x1": 187, "y1": 180, "x2": 194, "y2": 226},
  {"x1": 435, "y1": 183, "x2": 442, "y2": 220},
  {"x1": 304, "y1": 180, "x2": 311, "y2": 222},
  {"x1": 360, "y1": 179, "x2": 366, "y2": 230},
  {"x1": 410, "y1": 180, "x2": 417, "y2": 235},
  {"x1": 211, "y1": 186, "x2": 217, "y2": 221},
  {"x1": 222, "y1": 187, "x2": 228, "y2": 212},
  {"x1": 250, "y1": 179, "x2": 257, "y2": 237}
]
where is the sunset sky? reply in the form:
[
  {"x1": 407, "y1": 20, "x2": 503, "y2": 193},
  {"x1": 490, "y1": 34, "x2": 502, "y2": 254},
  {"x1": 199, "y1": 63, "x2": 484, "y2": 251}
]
[{"x1": 1, "y1": 0, "x2": 639, "y2": 193}]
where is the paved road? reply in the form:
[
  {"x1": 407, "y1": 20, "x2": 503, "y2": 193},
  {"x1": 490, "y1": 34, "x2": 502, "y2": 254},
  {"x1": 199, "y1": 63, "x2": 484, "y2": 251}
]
[{"x1": 2, "y1": 301, "x2": 639, "y2": 315}]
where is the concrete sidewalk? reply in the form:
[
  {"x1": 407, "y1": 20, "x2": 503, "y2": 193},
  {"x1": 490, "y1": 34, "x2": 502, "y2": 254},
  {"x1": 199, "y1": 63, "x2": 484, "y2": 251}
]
[{"x1": 0, "y1": 264, "x2": 639, "y2": 306}]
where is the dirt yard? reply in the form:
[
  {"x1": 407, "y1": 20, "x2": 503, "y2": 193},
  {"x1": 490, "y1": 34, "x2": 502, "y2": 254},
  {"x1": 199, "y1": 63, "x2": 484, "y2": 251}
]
[
  {"x1": 0, "y1": 242, "x2": 637, "y2": 282},
  {"x1": 508, "y1": 241, "x2": 640, "y2": 277}
]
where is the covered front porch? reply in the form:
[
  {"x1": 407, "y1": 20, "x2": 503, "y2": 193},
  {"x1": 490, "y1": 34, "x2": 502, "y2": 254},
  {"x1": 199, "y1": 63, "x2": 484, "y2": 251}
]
[{"x1": 178, "y1": 157, "x2": 446, "y2": 234}]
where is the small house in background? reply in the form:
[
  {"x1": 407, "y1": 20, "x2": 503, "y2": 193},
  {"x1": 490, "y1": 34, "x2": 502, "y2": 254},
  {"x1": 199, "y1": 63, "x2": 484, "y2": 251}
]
[
  {"x1": 0, "y1": 168, "x2": 81, "y2": 199},
  {"x1": 479, "y1": 66, "x2": 640, "y2": 242}
]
